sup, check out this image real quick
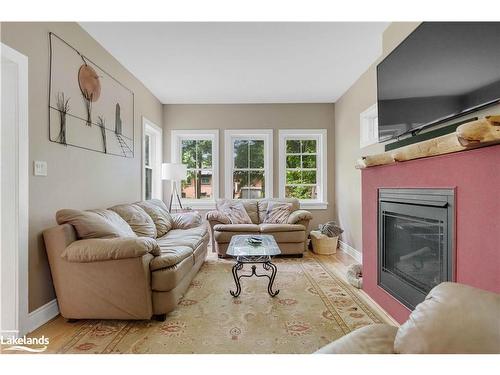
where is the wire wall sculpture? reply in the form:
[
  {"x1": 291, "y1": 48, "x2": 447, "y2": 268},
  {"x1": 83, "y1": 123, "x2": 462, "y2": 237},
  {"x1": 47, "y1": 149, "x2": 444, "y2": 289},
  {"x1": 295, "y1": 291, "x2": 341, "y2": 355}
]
[{"x1": 48, "y1": 32, "x2": 134, "y2": 158}]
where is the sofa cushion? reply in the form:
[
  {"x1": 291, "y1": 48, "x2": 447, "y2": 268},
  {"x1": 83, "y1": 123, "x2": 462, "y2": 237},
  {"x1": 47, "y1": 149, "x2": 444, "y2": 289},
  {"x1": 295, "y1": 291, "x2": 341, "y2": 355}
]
[
  {"x1": 262, "y1": 201, "x2": 293, "y2": 224},
  {"x1": 242, "y1": 200, "x2": 259, "y2": 224},
  {"x1": 259, "y1": 231, "x2": 305, "y2": 243},
  {"x1": 149, "y1": 245, "x2": 193, "y2": 271},
  {"x1": 394, "y1": 282, "x2": 500, "y2": 354},
  {"x1": 135, "y1": 200, "x2": 173, "y2": 237},
  {"x1": 258, "y1": 198, "x2": 299, "y2": 223},
  {"x1": 56, "y1": 209, "x2": 136, "y2": 239},
  {"x1": 165, "y1": 226, "x2": 208, "y2": 239},
  {"x1": 213, "y1": 224, "x2": 260, "y2": 232},
  {"x1": 171, "y1": 211, "x2": 202, "y2": 229},
  {"x1": 214, "y1": 231, "x2": 260, "y2": 244},
  {"x1": 216, "y1": 199, "x2": 253, "y2": 224},
  {"x1": 151, "y1": 254, "x2": 194, "y2": 291},
  {"x1": 259, "y1": 224, "x2": 305, "y2": 232},
  {"x1": 157, "y1": 236, "x2": 202, "y2": 250},
  {"x1": 109, "y1": 204, "x2": 157, "y2": 238},
  {"x1": 315, "y1": 324, "x2": 398, "y2": 354}
]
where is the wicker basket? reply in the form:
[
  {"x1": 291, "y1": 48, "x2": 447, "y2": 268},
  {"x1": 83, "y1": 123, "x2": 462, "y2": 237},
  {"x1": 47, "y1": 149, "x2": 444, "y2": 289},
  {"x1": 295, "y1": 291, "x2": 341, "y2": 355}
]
[{"x1": 310, "y1": 230, "x2": 338, "y2": 255}]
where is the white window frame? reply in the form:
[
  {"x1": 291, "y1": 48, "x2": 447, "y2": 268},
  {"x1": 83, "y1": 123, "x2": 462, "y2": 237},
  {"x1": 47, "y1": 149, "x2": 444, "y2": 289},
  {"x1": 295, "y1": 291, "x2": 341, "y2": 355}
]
[
  {"x1": 142, "y1": 117, "x2": 163, "y2": 200},
  {"x1": 360, "y1": 104, "x2": 379, "y2": 148},
  {"x1": 171, "y1": 129, "x2": 219, "y2": 209},
  {"x1": 224, "y1": 129, "x2": 273, "y2": 200},
  {"x1": 278, "y1": 129, "x2": 328, "y2": 209}
]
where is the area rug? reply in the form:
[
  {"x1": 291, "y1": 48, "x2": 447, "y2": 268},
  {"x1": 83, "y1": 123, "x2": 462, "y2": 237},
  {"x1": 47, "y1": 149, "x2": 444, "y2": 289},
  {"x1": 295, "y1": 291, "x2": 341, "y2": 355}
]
[{"x1": 51, "y1": 253, "x2": 385, "y2": 354}]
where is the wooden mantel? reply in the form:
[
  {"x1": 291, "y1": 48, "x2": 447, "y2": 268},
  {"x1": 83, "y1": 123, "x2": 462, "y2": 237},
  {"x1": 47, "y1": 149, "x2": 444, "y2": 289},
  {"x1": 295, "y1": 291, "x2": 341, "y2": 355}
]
[{"x1": 356, "y1": 115, "x2": 500, "y2": 169}]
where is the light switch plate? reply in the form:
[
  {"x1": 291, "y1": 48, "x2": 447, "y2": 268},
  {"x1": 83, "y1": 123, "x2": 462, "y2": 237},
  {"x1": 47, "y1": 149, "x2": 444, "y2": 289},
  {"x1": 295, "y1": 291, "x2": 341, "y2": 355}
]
[{"x1": 33, "y1": 161, "x2": 47, "y2": 176}]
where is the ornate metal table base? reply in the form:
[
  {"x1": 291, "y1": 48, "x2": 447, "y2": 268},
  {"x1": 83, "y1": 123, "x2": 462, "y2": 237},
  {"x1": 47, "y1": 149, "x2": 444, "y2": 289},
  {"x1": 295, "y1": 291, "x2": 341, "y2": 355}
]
[{"x1": 230, "y1": 255, "x2": 279, "y2": 297}]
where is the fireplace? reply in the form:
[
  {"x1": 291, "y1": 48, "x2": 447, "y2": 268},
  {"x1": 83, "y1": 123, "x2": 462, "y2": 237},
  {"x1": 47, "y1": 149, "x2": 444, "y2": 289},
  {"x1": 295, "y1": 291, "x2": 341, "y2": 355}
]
[{"x1": 378, "y1": 188, "x2": 455, "y2": 309}]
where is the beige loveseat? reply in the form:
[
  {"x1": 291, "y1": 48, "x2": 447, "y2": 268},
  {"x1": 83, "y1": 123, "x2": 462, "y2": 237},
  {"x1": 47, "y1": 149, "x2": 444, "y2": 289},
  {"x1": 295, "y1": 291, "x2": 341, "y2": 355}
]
[
  {"x1": 206, "y1": 198, "x2": 312, "y2": 257},
  {"x1": 316, "y1": 282, "x2": 500, "y2": 354},
  {"x1": 43, "y1": 199, "x2": 209, "y2": 321}
]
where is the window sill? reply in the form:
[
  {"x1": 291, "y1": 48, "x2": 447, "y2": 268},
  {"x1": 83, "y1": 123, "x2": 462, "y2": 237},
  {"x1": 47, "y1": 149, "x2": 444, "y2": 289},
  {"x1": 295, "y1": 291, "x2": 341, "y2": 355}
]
[
  {"x1": 299, "y1": 201, "x2": 328, "y2": 210},
  {"x1": 180, "y1": 200, "x2": 216, "y2": 210}
]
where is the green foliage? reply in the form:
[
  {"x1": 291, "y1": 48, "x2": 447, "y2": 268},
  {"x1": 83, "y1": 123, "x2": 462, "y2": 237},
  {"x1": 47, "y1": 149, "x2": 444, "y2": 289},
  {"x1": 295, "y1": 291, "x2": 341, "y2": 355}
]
[
  {"x1": 285, "y1": 186, "x2": 314, "y2": 199},
  {"x1": 286, "y1": 155, "x2": 300, "y2": 168},
  {"x1": 181, "y1": 139, "x2": 212, "y2": 169},
  {"x1": 302, "y1": 171, "x2": 317, "y2": 184},
  {"x1": 302, "y1": 140, "x2": 317, "y2": 153},
  {"x1": 286, "y1": 170, "x2": 301, "y2": 184},
  {"x1": 286, "y1": 140, "x2": 301, "y2": 153},
  {"x1": 302, "y1": 155, "x2": 316, "y2": 168}
]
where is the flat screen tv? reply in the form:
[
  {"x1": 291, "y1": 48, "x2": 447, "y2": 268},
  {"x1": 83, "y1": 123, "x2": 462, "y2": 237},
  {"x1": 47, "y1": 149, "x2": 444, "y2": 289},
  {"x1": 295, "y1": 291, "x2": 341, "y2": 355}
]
[{"x1": 377, "y1": 22, "x2": 500, "y2": 142}]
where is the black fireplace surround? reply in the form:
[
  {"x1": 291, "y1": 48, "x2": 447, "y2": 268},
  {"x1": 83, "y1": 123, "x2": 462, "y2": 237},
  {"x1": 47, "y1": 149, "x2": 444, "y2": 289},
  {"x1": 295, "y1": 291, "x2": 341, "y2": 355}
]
[{"x1": 378, "y1": 188, "x2": 455, "y2": 309}]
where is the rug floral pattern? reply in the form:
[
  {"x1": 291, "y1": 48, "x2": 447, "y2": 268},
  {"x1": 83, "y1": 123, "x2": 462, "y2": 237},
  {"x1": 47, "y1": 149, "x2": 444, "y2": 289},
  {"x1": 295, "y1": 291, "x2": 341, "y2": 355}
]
[{"x1": 52, "y1": 253, "x2": 384, "y2": 354}]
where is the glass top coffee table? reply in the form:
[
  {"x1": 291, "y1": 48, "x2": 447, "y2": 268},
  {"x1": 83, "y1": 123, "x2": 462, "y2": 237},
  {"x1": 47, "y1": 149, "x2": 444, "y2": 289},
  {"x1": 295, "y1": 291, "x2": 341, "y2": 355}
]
[{"x1": 226, "y1": 234, "x2": 281, "y2": 297}]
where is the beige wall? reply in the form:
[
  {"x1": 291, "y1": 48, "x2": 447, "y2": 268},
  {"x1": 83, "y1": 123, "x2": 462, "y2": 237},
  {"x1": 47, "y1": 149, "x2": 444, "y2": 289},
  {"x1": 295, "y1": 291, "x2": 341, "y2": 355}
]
[
  {"x1": 163, "y1": 104, "x2": 336, "y2": 229},
  {"x1": 1, "y1": 22, "x2": 163, "y2": 311},
  {"x1": 333, "y1": 22, "x2": 420, "y2": 254}
]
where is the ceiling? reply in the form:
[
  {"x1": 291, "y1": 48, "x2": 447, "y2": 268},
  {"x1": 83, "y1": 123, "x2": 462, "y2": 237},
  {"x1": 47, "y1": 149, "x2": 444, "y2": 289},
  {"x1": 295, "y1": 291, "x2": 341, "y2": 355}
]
[{"x1": 80, "y1": 22, "x2": 389, "y2": 104}]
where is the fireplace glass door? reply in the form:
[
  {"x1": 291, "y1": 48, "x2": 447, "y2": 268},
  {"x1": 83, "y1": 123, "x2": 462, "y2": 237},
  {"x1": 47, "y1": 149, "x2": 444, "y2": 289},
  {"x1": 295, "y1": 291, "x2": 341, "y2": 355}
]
[{"x1": 378, "y1": 189, "x2": 454, "y2": 310}]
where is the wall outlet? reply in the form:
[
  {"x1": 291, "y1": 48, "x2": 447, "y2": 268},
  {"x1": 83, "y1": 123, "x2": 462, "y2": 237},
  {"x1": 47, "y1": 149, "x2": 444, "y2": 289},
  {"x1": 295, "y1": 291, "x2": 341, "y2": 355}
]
[{"x1": 33, "y1": 161, "x2": 47, "y2": 176}]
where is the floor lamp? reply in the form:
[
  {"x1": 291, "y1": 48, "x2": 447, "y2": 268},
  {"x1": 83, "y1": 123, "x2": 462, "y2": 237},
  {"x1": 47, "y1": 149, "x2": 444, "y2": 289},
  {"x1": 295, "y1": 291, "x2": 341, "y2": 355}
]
[{"x1": 162, "y1": 163, "x2": 187, "y2": 212}]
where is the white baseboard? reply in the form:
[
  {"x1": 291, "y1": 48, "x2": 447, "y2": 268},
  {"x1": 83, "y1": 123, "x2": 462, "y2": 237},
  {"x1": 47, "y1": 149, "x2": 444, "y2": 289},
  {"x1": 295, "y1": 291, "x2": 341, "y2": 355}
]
[
  {"x1": 338, "y1": 240, "x2": 362, "y2": 263},
  {"x1": 27, "y1": 299, "x2": 59, "y2": 334}
]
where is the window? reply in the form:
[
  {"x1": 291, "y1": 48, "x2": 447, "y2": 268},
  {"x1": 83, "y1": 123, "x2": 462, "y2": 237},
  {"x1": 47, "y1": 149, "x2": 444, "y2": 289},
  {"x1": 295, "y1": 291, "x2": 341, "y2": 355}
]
[
  {"x1": 171, "y1": 130, "x2": 219, "y2": 208},
  {"x1": 278, "y1": 129, "x2": 327, "y2": 209},
  {"x1": 143, "y1": 118, "x2": 162, "y2": 200},
  {"x1": 224, "y1": 130, "x2": 273, "y2": 199},
  {"x1": 360, "y1": 104, "x2": 379, "y2": 148}
]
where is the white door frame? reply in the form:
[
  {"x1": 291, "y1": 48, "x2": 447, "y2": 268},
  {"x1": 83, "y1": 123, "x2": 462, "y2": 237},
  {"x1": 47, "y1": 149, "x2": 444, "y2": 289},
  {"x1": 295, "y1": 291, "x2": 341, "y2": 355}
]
[
  {"x1": 1, "y1": 43, "x2": 29, "y2": 338},
  {"x1": 141, "y1": 117, "x2": 163, "y2": 200}
]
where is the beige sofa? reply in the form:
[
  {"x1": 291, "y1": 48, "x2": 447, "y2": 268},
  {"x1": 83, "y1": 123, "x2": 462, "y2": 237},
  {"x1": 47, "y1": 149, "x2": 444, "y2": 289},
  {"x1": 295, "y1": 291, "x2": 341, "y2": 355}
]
[
  {"x1": 316, "y1": 282, "x2": 500, "y2": 354},
  {"x1": 43, "y1": 199, "x2": 209, "y2": 321},
  {"x1": 206, "y1": 198, "x2": 312, "y2": 257}
]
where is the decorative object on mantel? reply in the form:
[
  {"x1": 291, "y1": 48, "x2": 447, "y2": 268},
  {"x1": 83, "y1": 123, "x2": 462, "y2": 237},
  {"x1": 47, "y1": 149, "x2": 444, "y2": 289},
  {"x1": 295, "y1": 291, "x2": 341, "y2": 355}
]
[
  {"x1": 356, "y1": 115, "x2": 500, "y2": 169},
  {"x1": 346, "y1": 263, "x2": 362, "y2": 289},
  {"x1": 48, "y1": 32, "x2": 134, "y2": 158},
  {"x1": 311, "y1": 221, "x2": 343, "y2": 255}
]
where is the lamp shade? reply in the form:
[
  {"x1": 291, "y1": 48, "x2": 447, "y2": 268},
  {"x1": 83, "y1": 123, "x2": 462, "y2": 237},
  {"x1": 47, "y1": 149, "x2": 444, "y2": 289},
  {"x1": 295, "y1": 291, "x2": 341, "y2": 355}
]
[{"x1": 161, "y1": 163, "x2": 187, "y2": 181}]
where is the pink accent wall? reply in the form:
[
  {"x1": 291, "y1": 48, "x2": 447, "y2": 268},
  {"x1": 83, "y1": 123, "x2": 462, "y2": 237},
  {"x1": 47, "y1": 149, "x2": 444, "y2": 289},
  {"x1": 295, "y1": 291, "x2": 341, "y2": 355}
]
[{"x1": 361, "y1": 145, "x2": 500, "y2": 323}]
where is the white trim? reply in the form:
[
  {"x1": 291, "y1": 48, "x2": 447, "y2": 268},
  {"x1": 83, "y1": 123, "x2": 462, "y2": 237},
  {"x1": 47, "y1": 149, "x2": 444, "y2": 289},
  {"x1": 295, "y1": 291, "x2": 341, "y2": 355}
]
[
  {"x1": 338, "y1": 240, "x2": 362, "y2": 263},
  {"x1": 224, "y1": 129, "x2": 273, "y2": 199},
  {"x1": 278, "y1": 129, "x2": 328, "y2": 209},
  {"x1": 360, "y1": 104, "x2": 378, "y2": 149},
  {"x1": 27, "y1": 299, "x2": 59, "y2": 333},
  {"x1": 0, "y1": 43, "x2": 29, "y2": 338},
  {"x1": 171, "y1": 129, "x2": 219, "y2": 209},
  {"x1": 142, "y1": 117, "x2": 163, "y2": 200}
]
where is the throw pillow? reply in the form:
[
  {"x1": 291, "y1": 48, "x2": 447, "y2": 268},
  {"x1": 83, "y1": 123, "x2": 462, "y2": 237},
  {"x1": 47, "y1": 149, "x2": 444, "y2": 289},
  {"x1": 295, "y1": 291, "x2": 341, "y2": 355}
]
[
  {"x1": 216, "y1": 199, "x2": 253, "y2": 224},
  {"x1": 109, "y1": 204, "x2": 157, "y2": 238},
  {"x1": 263, "y1": 201, "x2": 293, "y2": 224},
  {"x1": 135, "y1": 200, "x2": 173, "y2": 237},
  {"x1": 56, "y1": 209, "x2": 136, "y2": 239}
]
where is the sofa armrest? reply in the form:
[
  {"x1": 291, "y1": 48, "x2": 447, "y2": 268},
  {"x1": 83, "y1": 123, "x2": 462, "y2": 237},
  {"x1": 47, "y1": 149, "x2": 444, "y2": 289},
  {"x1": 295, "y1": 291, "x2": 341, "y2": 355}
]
[
  {"x1": 205, "y1": 210, "x2": 231, "y2": 225},
  {"x1": 315, "y1": 324, "x2": 398, "y2": 354},
  {"x1": 61, "y1": 237, "x2": 160, "y2": 263},
  {"x1": 287, "y1": 209, "x2": 313, "y2": 225},
  {"x1": 171, "y1": 211, "x2": 202, "y2": 229}
]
